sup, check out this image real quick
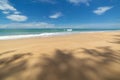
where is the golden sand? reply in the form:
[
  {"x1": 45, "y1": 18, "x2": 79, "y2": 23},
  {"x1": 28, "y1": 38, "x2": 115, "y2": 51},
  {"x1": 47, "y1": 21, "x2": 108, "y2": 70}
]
[{"x1": 0, "y1": 31, "x2": 120, "y2": 80}]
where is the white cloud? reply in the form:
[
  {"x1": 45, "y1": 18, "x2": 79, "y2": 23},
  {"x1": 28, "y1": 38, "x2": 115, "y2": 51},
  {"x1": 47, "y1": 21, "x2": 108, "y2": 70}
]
[
  {"x1": 0, "y1": 22, "x2": 55, "y2": 28},
  {"x1": 14, "y1": 11, "x2": 21, "y2": 14},
  {"x1": 0, "y1": 0, "x2": 28, "y2": 22},
  {"x1": 93, "y1": 6, "x2": 113, "y2": 15},
  {"x1": 36, "y1": 0, "x2": 91, "y2": 5},
  {"x1": 49, "y1": 12, "x2": 62, "y2": 19},
  {"x1": 0, "y1": 0, "x2": 16, "y2": 11},
  {"x1": 68, "y1": 0, "x2": 91, "y2": 6},
  {"x1": 2, "y1": 11, "x2": 10, "y2": 14},
  {"x1": 6, "y1": 14, "x2": 28, "y2": 22}
]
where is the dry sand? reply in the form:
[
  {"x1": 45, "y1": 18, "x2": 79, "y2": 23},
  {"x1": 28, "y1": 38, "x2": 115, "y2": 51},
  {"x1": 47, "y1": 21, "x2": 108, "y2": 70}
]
[{"x1": 0, "y1": 31, "x2": 120, "y2": 80}]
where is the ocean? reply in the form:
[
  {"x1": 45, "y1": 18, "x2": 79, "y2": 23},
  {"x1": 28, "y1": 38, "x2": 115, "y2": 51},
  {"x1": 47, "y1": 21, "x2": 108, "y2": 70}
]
[{"x1": 0, "y1": 28, "x2": 119, "y2": 40}]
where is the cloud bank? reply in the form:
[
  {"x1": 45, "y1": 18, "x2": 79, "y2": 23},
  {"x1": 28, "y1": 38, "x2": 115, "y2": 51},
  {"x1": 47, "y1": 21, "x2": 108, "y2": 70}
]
[{"x1": 0, "y1": 22, "x2": 55, "y2": 28}]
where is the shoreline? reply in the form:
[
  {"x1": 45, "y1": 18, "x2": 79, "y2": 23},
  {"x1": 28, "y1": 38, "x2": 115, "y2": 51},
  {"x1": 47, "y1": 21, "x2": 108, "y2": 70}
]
[{"x1": 0, "y1": 30, "x2": 120, "y2": 40}]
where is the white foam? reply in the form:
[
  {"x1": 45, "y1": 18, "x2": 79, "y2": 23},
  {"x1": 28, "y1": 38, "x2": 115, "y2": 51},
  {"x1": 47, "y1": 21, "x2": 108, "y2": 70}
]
[
  {"x1": 0, "y1": 30, "x2": 119, "y2": 40},
  {"x1": 0, "y1": 32, "x2": 73, "y2": 40}
]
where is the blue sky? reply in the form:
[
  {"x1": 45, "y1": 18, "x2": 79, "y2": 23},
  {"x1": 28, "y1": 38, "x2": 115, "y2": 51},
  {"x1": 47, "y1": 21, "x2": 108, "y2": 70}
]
[{"x1": 0, "y1": 0, "x2": 120, "y2": 29}]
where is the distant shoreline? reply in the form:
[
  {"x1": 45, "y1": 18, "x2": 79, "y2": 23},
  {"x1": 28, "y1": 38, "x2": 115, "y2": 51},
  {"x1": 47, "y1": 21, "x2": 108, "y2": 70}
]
[{"x1": 0, "y1": 30, "x2": 120, "y2": 40}]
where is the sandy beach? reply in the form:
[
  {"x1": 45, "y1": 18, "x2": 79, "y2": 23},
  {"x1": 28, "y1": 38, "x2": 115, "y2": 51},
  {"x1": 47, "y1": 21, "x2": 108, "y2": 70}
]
[{"x1": 0, "y1": 31, "x2": 120, "y2": 80}]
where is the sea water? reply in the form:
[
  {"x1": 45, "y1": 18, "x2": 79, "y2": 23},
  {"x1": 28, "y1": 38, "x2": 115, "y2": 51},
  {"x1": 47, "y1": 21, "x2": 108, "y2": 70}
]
[{"x1": 0, "y1": 28, "x2": 119, "y2": 40}]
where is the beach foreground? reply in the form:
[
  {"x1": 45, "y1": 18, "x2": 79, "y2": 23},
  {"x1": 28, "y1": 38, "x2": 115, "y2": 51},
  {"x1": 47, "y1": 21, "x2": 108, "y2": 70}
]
[{"x1": 0, "y1": 31, "x2": 120, "y2": 80}]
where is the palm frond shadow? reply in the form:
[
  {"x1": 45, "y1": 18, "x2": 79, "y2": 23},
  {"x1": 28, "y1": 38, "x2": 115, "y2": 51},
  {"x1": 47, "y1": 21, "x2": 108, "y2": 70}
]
[
  {"x1": 0, "y1": 46, "x2": 120, "y2": 80},
  {"x1": 110, "y1": 35, "x2": 120, "y2": 44},
  {"x1": 0, "y1": 50, "x2": 16, "y2": 56},
  {"x1": 0, "y1": 53, "x2": 32, "y2": 80},
  {"x1": 37, "y1": 47, "x2": 120, "y2": 80}
]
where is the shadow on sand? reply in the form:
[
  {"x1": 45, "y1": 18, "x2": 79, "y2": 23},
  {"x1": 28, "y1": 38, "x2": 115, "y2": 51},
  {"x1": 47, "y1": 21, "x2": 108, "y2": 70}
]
[
  {"x1": 110, "y1": 35, "x2": 120, "y2": 44},
  {"x1": 36, "y1": 47, "x2": 120, "y2": 80},
  {"x1": 0, "y1": 50, "x2": 16, "y2": 56},
  {"x1": 0, "y1": 47, "x2": 120, "y2": 80},
  {"x1": 0, "y1": 52, "x2": 32, "y2": 80}
]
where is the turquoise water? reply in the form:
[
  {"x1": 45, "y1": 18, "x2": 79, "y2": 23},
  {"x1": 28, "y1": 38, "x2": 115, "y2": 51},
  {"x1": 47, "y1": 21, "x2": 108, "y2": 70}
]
[
  {"x1": 0, "y1": 28, "x2": 119, "y2": 40},
  {"x1": 0, "y1": 28, "x2": 119, "y2": 36},
  {"x1": 0, "y1": 29, "x2": 66, "y2": 36}
]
